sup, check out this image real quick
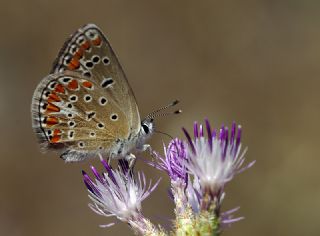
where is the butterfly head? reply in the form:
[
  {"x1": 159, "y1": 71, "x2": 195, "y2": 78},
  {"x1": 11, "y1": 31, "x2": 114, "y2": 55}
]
[
  {"x1": 138, "y1": 100, "x2": 181, "y2": 140},
  {"x1": 140, "y1": 118, "x2": 155, "y2": 139}
]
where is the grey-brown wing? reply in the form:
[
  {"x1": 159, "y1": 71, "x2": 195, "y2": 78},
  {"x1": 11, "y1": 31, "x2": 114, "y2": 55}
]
[
  {"x1": 31, "y1": 72, "x2": 130, "y2": 161},
  {"x1": 51, "y1": 24, "x2": 141, "y2": 136}
]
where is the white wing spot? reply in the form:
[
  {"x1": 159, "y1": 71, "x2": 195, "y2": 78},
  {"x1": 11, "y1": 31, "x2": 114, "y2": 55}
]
[
  {"x1": 69, "y1": 95, "x2": 78, "y2": 102},
  {"x1": 78, "y1": 141, "x2": 85, "y2": 148},
  {"x1": 97, "y1": 123, "x2": 105, "y2": 129},
  {"x1": 60, "y1": 77, "x2": 72, "y2": 84},
  {"x1": 63, "y1": 55, "x2": 71, "y2": 65},
  {"x1": 86, "y1": 111, "x2": 96, "y2": 121},
  {"x1": 66, "y1": 103, "x2": 73, "y2": 109},
  {"x1": 101, "y1": 77, "x2": 114, "y2": 88},
  {"x1": 76, "y1": 36, "x2": 85, "y2": 45},
  {"x1": 68, "y1": 130, "x2": 75, "y2": 140},
  {"x1": 43, "y1": 90, "x2": 50, "y2": 99},
  {"x1": 69, "y1": 44, "x2": 77, "y2": 54},
  {"x1": 99, "y1": 97, "x2": 108, "y2": 106},
  {"x1": 83, "y1": 94, "x2": 92, "y2": 103},
  {"x1": 83, "y1": 71, "x2": 92, "y2": 78},
  {"x1": 110, "y1": 113, "x2": 118, "y2": 121},
  {"x1": 48, "y1": 82, "x2": 57, "y2": 90},
  {"x1": 102, "y1": 57, "x2": 110, "y2": 65},
  {"x1": 92, "y1": 55, "x2": 100, "y2": 64},
  {"x1": 68, "y1": 120, "x2": 76, "y2": 128},
  {"x1": 85, "y1": 29, "x2": 98, "y2": 40},
  {"x1": 85, "y1": 61, "x2": 94, "y2": 69}
]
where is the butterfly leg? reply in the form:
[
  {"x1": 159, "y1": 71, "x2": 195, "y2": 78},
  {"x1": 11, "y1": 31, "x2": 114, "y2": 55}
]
[
  {"x1": 141, "y1": 144, "x2": 153, "y2": 154},
  {"x1": 60, "y1": 150, "x2": 88, "y2": 162},
  {"x1": 125, "y1": 153, "x2": 136, "y2": 169},
  {"x1": 142, "y1": 144, "x2": 159, "y2": 163}
]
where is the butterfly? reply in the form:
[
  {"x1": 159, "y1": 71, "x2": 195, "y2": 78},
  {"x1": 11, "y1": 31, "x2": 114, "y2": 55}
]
[{"x1": 31, "y1": 24, "x2": 180, "y2": 165}]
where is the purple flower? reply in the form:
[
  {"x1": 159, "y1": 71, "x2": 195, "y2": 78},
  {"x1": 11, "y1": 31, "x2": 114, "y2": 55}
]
[
  {"x1": 185, "y1": 175, "x2": 201, "y2": 213},
  {"x1": 221, "y1": 207, "x2": 245, "y2": 228},
  {"x1": 183, "y1": 119, "x2": 255, "y2": 196},
  {"x1": 82, "y1": 156, "x2": 160, "y2": 227},
  {"x1": 152, "y1": 138, "x2": 187, "y2": 182}
]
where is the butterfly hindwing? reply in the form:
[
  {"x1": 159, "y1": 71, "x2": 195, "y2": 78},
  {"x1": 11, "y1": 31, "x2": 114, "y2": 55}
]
[{"x1": 31, "y1": 72, "x2": 130, "y2": 160}]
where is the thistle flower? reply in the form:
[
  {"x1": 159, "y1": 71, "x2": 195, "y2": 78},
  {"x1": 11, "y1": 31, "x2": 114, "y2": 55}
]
[
  {"x1": 82, "y1": 156, "x2": 162, "y2": 235},
  {"x1": 183, "y1": 119, "x2": 255, "y2": 199},
  {"x1": 152, "y1": 138, "x2": 190, "y2": 216},
  {"x1": 149, "y1": 119, "x2": 255, "y2": 235},
  {"x1": 81, "y1": 119, "x2": 255, "y2": 235},
  {"x1": 153, "y1": 138, "x2": 187, "y2": 182}
]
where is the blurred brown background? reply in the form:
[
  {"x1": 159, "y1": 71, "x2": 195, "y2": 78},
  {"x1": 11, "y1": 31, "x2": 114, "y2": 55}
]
[{"x1": 0, "y1": 0, "x2": 319, "y2": 235}]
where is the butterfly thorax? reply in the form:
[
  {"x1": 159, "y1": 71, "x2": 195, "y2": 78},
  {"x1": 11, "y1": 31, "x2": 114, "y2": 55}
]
[{"x1": 109, "y1": 118, "x2": 154, "y2": 158}]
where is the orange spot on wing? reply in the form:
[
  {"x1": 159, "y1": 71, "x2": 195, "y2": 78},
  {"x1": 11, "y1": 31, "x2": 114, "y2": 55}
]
[
  {"x1": 46, "y1": 103, "x2": 60, "y2": 113},
  {"x1": 51, "y1": 135, "x2": 61, "y2": 143},
  {"x1": 53, "y1": 129, "x2": 61, "y2": 136},
  {"x1": 67, "y1": 58, "x2": 80, "y2": 70},
  {"x1": 81, "y1": 41, "x2": 90, "y2": 50},
  {"x1": 46, "y1": 116, "x2": 59, "y2": 126},
  {"x1": 74, "y1": 49, "x2": 84, "y2": 59},
  {"x1": 54, "y1": 84, "x2": 65, "y2": 94},
  {"x1": 51, "y1": 130, "x2": 62, "y2": 143},
  {"x1": 47, "y1": 93, "x2": 61, "y2": 103},
  {"x1": 68, "y1": 80, "x2": 79, "y2": 90},
  {"x1": 92, "y1": 37, "x2": 102, "y2": 46},
  {"x1": 82, "y1": 81, "x2": 93, "y2": 89}
]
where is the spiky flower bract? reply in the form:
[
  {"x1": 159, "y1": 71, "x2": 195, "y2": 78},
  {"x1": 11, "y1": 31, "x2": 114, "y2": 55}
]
[{"x1": 82, "y1": 156, "x2": 164, "y2": 235}]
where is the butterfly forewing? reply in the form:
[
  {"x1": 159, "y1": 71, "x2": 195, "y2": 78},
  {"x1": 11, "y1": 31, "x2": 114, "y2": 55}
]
[{"x1": 52, "y1": 24, "x2": 140, "y2": 133}]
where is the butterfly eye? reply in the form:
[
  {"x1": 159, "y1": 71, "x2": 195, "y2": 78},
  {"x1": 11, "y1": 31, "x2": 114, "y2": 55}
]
[{"x1": 142, "y1": 124, "x2": 149, "y2": 134}]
